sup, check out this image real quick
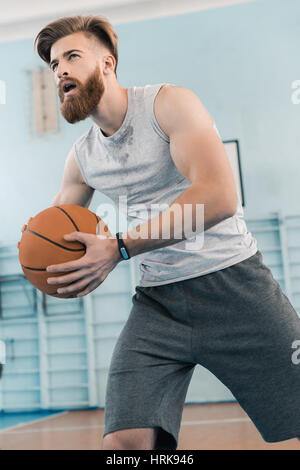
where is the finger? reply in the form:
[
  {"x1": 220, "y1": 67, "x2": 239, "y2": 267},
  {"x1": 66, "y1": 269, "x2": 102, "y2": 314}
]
[
  {"x1": 64, "y1": 231, "x2": 93, "y2": 244},
  {"x1": 77, "y1": 279, "x2": 103, "y2": 297},
  {"x1": 47, "y1": 268, "x2": 91, "y2": 285},
  {"x1": 56, "y1": 275, "x2": 95, "y2": 295},
  {"x1": 47, "y1": 258, "x2": 89, "y2": 273}
]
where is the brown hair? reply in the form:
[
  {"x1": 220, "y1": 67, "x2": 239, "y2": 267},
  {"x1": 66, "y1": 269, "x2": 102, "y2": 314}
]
[{"x1": 34, "y1": 15, "x2": 119, "y2": 76}]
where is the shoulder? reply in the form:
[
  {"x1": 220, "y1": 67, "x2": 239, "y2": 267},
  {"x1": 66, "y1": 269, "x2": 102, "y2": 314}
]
[
  {"x1": 73, "y1": 125, "x2": 96, "y2": 149},
  {"x1": 154, "y1": 84, "x2": 214, "y2": 137}
]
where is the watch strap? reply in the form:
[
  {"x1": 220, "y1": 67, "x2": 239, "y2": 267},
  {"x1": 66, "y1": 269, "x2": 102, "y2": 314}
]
[{"x1": 116, "y1": 232, "x2": 131, "y2": 260}]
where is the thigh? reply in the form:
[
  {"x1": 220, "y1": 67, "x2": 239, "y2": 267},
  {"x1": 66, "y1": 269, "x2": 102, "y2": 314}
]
[
  {"x1": 187, "y1": 251, "x2": 300, "y2": 442},
  {"x1": 103, "y1": 285, "x2": 196, "y2": 450}
]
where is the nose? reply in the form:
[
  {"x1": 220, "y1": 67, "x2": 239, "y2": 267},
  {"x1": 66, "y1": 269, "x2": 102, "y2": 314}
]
[
  {"x1": 57, "y1": 70, "x2": 69, "y2": 80},
  {"x1": 57, "y1": 59, "x2": 71, "y2": 79}
]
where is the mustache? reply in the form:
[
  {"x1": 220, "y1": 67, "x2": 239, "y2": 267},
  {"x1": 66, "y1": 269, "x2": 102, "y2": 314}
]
[{"x1": 58, "y1": 78, "x2": 81, "y2": 93}]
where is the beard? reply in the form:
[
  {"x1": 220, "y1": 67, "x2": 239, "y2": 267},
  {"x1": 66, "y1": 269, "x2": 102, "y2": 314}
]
[{"x1": 58, "y1": 64, "x2": 105, "y2": 124}]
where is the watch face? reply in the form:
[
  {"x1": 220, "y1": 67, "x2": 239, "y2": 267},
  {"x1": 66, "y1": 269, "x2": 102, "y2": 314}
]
[{"x1": 120, "y1": 247, "x2": 129, "y2": 259}]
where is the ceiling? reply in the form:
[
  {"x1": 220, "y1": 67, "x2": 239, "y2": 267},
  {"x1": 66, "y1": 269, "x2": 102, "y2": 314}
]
[{"x1": 0, "y1": 0, "x2": 256, "y2": 42}]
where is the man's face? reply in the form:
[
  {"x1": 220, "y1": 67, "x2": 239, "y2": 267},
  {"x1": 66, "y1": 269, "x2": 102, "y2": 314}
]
[{"x1": 50, "y1": 32, "x2": 105, "y2": 123}]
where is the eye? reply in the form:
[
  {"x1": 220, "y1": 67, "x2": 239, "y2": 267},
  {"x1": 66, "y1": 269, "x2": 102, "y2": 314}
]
[{"x1": 51, "y1": 54, "x2": 79, "y2": 72}]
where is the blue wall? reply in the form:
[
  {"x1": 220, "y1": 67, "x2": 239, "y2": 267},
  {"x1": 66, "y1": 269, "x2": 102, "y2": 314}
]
[{"x1": 0, "y1": 0, "x2": 299, "y2": 242}]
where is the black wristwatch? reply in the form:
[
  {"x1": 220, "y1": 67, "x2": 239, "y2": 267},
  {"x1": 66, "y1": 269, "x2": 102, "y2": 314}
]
[{"x1": 116, "y1": 232, "x2": 131, "y2": 260}]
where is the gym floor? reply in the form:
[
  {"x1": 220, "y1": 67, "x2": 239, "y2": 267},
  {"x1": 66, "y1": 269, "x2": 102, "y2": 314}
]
[{"x1": 1, "y1": 403, "x2": 300, "y2": 450}]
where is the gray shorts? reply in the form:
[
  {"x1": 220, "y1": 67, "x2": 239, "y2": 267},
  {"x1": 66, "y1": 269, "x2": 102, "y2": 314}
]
[{"x1": 103, "y1": 250, "x2": 300, "y2": 449}]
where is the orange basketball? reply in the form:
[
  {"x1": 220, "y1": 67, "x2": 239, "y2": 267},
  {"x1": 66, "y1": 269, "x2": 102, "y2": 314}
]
[{"x1": 18, "y1": 204, "x2": 110, "y2": 298}]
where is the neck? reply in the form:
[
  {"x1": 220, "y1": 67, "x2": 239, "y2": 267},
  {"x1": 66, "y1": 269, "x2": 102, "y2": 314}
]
[{"x1": 91, "y1": 82, "x2": 128, "y2": 137}]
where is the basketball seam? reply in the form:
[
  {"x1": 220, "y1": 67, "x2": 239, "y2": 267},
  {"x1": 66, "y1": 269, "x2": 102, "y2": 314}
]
[
  {"x1": 25, "y1": 229, "x2": 85, "y2": 252},
  {"x1": 22, "y1": 265, "x2": 46, "y2": 271},
  {"x1": 55, "y1": 206, "x2": 80, "y2": 232}
]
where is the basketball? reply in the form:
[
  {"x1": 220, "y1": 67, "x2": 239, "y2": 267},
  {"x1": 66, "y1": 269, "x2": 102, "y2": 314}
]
[{"x1": 18, "y1": 204, "x2": 110, "y2": 298}]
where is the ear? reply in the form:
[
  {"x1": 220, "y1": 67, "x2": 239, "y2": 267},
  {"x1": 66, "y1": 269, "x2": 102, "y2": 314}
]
[{"x1": 102, "y1": 54, "x2": 116, "y2": 75}]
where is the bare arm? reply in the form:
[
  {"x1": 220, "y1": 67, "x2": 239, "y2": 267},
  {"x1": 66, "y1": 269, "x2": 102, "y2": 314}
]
[
  {"x1": 52, "y1": 147, "x2": 94, "y2": 208},
  {"x1": 17, "y1": 148, "x2": 95, "y2": 248}
]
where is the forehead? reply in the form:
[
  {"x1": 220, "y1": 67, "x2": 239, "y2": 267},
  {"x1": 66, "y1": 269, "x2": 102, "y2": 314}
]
[{"x1": 50, "y1": 31, "x2": 98, "y2": 60}]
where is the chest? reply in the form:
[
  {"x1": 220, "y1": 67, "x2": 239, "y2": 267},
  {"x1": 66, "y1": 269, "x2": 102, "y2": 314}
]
[{"x1": 85, "y1": 124, "x2": 184, "y2": 206}]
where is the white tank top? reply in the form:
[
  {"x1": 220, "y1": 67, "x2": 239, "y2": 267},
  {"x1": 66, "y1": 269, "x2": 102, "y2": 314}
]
[{"x1": 73, "y1": 83, "x2": 257, "y2": 287}]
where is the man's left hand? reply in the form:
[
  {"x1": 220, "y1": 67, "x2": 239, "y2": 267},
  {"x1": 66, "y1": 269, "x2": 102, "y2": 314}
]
[{"x1": 46, "y1": 232, "x2": 121, "y2": 297}]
